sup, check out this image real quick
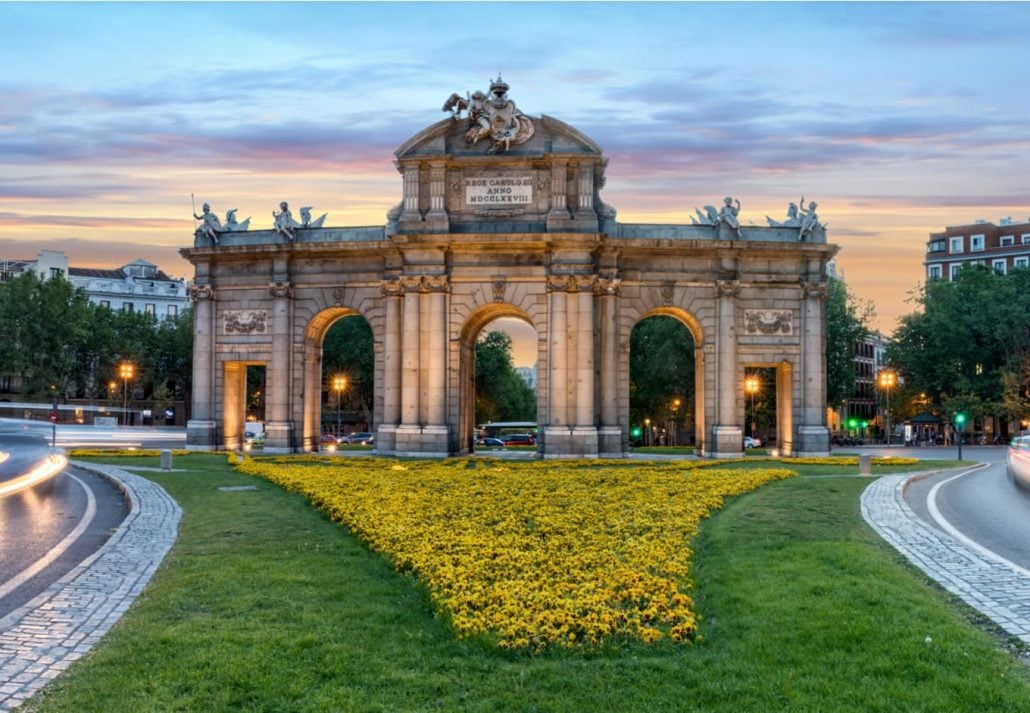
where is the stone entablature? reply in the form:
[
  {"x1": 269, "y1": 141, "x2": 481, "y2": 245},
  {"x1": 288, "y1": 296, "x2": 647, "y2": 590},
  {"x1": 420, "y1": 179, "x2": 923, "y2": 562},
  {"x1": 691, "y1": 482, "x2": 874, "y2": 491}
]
[{"x1": 181, "y1": 78, "x2": 837, "y2": 458}]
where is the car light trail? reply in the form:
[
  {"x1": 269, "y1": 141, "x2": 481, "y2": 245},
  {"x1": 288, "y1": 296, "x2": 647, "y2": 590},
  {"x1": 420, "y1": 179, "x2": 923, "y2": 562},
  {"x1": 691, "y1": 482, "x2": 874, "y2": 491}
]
[{"x1": 0, "y1": 452, "x2": 68, "y2": 498}]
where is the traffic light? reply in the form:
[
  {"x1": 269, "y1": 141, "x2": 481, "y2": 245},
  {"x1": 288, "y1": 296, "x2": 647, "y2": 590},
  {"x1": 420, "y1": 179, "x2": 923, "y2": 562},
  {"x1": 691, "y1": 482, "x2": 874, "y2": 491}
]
[
  {"x1": 631, "y1": 427, "x2": 642, "y2": 438},
  {"x1": 847, "y1": 418, "x2": 858, "y2": 429},
  {"x1": 861, "y1": 421, "x2": 869, "y2": 429},
  {"x1": 955, "y1": 413, "x2": 966, "y2": 426}
]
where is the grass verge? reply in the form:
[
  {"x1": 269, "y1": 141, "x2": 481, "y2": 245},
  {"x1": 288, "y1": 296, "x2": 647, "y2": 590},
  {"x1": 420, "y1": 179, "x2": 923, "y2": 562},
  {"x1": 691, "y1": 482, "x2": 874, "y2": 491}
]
[{"x1": 27, "y1": 454, "x2": 1030, "y2": 712}]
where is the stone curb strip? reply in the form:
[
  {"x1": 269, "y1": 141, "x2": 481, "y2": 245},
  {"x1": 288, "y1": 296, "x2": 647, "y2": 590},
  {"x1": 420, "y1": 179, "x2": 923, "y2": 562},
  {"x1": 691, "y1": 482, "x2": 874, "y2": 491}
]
[
  {"x1": 861, "y1": 473, "x2": 1030, "y2": 644},
  {"x1": 0, "y1": 463, "x2": 181, "y2": 710}
]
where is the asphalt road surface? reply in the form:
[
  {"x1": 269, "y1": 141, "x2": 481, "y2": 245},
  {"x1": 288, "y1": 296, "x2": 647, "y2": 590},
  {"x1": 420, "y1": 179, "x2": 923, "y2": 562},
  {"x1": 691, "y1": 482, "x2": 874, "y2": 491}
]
[
  {"x1": 0, "y1": 418, "x2": 186, "y2": 450},
  {"x1": 0, "y1": 463, "x2": 128, "y2": 618}
]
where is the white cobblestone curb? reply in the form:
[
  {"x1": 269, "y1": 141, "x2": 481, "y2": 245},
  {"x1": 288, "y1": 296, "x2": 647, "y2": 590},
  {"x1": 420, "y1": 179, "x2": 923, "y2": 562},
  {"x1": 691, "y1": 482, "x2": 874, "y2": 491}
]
[
  {"x1": 0, "y1": 463, "x2": 181, "y2": 710},
  {"x1": 861, "y1": 473, "x2": 1030, "y2": 644}
]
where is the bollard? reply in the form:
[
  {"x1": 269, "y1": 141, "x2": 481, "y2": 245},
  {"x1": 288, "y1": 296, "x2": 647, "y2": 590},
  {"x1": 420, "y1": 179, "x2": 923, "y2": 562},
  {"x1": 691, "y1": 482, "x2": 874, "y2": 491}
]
[
  {"x1": 160, "y1": 449, "x2": 173, "y2": 471},
  {"x1": 859, "y1": 453, "x2": 871, "y2": 476}
]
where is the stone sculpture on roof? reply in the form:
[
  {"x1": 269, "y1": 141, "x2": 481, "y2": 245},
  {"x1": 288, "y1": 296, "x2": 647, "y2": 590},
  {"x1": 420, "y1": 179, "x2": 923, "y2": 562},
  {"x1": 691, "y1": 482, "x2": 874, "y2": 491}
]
[
  {"x1": 718, "y1": 196, "x2": 742, "y2": 237},
  {"x1": 273, "y1": 201, "x2": 301, "y2": 242},
  {"x1": 766, "y1": 202, "x2": 800, "y2": 228},
  {"x1": 193, "y1": 203, "x2": 223, "y2": 245},
  {"x1": 443, "y1": 74, "x2": 535, "y2": 154},
  {"x1": 225, "y1": 209, "x2": 251, "y2": 231},
  {"x1": 300, "y1": 206, "x2": 327, "y2": 229},
  {"x1": 797, "y1": 197, "x2": 823, "y2": 241}
]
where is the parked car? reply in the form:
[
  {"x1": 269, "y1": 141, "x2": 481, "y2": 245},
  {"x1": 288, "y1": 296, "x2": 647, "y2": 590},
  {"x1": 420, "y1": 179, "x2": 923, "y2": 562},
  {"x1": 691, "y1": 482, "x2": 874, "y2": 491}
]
[
  {"x1": 1007, "y1": 435, "x2": 1030, "y2": 490},
  {"x1": 476, "y1": 437, "x2": 505, "y2": 447},
  {"x1": 501, "y1": 433, "x2": 536, "y2": 446},
  {"x1": 319, "y1": 433, "x2": 339, "y2": 446},
  {"x1": 743, "y1": 436, "x2": 762, "y2": 448},
  {"x1": 342, "y1": 432, "x2": 375, "y2": 445}
]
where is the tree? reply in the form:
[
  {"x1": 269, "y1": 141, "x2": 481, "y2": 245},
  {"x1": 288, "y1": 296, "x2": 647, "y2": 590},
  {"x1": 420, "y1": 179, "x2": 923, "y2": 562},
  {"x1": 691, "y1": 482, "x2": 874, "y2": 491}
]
[
  {"x1": 825, "y1": 277, "x2": 873, "y2": 409},
  {"x1": 629, "y1": 316, "x2": 695, "y2": 430},
  {"x1": 322, "y1": 316, "x2": 375, "y2": 427},
  {"x1": 889, "y1": 265, "x2": 1030, "y2": 434},
  {"x1": 474, "y1": 330, "x2": 534, "y2": 424}
]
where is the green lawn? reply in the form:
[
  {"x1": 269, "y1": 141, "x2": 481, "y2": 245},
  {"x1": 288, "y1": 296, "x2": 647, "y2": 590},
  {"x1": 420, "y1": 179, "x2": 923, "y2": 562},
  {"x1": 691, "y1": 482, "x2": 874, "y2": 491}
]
[{"x1": 27, "y1": 454, "x2": 1030, "y2": 712}]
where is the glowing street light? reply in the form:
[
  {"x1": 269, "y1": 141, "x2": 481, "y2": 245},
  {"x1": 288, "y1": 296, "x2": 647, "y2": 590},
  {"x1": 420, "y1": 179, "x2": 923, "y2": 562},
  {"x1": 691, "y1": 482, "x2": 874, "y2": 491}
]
[
  {"x1": 332, "y1": 375, "x2": 348, "y2": 439},
  {"x1": 119, "y1": 361, "x2": 135, "y2": 426},
  {"x1": 877, "y1": 369, "x2": 897, "y2": 447}
]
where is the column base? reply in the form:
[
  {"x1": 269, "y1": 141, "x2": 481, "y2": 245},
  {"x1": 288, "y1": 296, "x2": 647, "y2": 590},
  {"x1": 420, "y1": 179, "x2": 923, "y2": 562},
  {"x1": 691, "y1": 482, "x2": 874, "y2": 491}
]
[
  {"x1": 710, "y1": 426, "x2": 744, "y2": 458},
  {"x1": 541, "y1": 426, "x2": 600, "y2": 458},
  {"x1": 264, "y1": 421, "x2": 295, "y2": 454},
  {"x1": 598, "y1": 426, "x2": 626, "y2": 458},
  {"x1": 794, "y1": 426, "x2": 830, "y2": 457},
  {"x1": 186, "y1": 420, "x2": 217, "y2": 450},
  {"x1": 375, "y1": 425, "x2": 399, "y2": 455},
  {"x1": 393, "y1": 424, "x2": 450, "y2": 457}
]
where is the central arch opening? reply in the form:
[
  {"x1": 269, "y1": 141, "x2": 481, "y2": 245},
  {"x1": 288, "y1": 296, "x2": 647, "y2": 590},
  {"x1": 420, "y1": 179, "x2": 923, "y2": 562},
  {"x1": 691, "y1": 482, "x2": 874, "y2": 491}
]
[
  {"x1": 457, "y1": 307, "x2": 539, "y2": 455},
  {"x1": 629, "y1": 310, "x2": 703, "y2": 452}
]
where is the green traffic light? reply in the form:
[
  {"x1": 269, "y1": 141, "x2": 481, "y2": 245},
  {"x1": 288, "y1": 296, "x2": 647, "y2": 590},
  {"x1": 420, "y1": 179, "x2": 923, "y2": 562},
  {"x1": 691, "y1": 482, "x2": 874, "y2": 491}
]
[
  {"x1": 861, "y1": 421, "x2": 868, "y2": 429},
  {"x1": 631, "y1": 427, "x2": 642, "y2": 438},
  {"x1": 955, "y1": 413, "x2": 966, "y2": 425},
  {"x1": 848, "y1": 418, "x2": 858, "y2": 429}
]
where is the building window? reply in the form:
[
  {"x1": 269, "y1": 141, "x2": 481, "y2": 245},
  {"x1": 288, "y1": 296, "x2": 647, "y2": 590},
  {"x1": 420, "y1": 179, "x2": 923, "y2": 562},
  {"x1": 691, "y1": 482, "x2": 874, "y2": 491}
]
[
  {"x1": 949, "y1": 236, "x2": 963, "y2": 253},
  {"x1": 123, "y1": 303, "x2": 134, "y2": 313},
  {"x1": 100, "y1": 300, "x2": 110, "y2": 309},
  {"x1": 1015, "y1": 257, "x2": 1029, "y2": 269},
  {"x1": 927, "y1": 239, "x2": 946, "y2": 253},
  {"x1": 950, "y1": 264, "x2": 961, "y2": 280},
  {"x1": 928, "y1": 265, "x2": 941, "y2": 280},
  {"x1": 49, "y1": 267, "x2": 62, "y2": 279},
  {"x1": 1001, "y1": 236, "x2": 1014, "y2": 247},
  {"x1": 1022, "y1": 234, "x2": 1030, "y2": 245},
  {"x1": 970, "y1": 234, "x2": 985, "y2": 252},
  {"x1": 144, "y1": 303, "x2": 156, "y2": 316},
  {"x1": 168, "y1": 304, "x2": 178, "y2": 318},
  {"x1": 993, "y1": 259, "x2": 1007, "y2": 275}
]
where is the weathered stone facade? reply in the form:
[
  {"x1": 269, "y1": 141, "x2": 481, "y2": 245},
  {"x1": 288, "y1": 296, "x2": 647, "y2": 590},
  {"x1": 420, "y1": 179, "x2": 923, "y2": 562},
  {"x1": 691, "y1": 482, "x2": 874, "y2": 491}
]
[{"x1": 181, "y1": 88, "x2": 837, "y2": 458}]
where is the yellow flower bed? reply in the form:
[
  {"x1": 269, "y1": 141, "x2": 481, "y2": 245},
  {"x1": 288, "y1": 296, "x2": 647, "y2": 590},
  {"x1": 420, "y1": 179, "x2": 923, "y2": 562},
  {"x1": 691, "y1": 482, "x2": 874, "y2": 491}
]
[{"x1": 235, "y1": 456, "x2": 795, "y2": 651}]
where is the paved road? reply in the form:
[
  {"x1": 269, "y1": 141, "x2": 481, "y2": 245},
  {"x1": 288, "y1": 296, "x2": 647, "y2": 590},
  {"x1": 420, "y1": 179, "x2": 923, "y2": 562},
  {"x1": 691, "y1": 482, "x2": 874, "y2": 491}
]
[
  {"x1": 0, "y1": 467, "x2": 128, "y2": 619},
  {"x1": 0, "y1": 419, "x2": 186, "y2": 450}
]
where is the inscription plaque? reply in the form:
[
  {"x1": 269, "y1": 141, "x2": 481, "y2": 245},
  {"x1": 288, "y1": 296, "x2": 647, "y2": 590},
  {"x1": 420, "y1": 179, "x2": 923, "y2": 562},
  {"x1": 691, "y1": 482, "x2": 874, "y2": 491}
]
[{"x1": 464, "y1": 175, "x2": 533, "y2": 206}]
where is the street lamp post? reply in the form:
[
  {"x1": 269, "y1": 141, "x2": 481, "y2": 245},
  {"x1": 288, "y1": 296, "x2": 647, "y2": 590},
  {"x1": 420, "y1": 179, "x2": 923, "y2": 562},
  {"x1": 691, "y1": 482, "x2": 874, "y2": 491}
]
[
  {"x1": 671, "y1": 398, "x2": 681, "y2": 446},
  {"x1": 332, "y1": 375, "x2": 347, "y2": 439},
  {"x1": 644, "y1": 417, "x2": 651, "y2": 447},
  {"x1": 118, "y1": 361, "x2": 134, "y2": 426},
  {"x1": 877, "y1": 369, "x2": 897, "y2": 447},
  {"x1": 744, "y1": 375, "x2": 760, "y2": 442}
]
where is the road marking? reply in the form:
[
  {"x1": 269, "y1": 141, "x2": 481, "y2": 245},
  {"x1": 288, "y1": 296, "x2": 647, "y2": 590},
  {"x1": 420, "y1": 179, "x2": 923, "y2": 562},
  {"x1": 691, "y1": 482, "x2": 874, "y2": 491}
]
[
  {"x1": 926, "y1": 463, "x2": 1030, "y2": 579},
  {"x1": 0, "y1": 471, "x2": 97, "y2": 600}
]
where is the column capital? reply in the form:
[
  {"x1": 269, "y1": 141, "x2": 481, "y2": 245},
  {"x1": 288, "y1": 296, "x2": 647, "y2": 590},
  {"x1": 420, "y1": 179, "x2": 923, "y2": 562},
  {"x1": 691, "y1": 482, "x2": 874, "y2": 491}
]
[
  {"x1": 399, "y1": 274, "x2": 449, "y2": 293},
  {"x1": 379, "y1": 278, "x2": 404, "y2": 297},
  {"x1": 269, "y1": 281, "x2": 293, "y2": 299},
  {"x1": 716, "y1": 279, "x2": 741, "y2": 298},
  {"x1": 802, "y1": 281, "x2": 828, "y2": 300},
  {"x1": 189, "y1": 284, "x2": 214, "y2": 301},
  {"x1": 594, "y1": 277, "x2": 621, "y2": 296}
]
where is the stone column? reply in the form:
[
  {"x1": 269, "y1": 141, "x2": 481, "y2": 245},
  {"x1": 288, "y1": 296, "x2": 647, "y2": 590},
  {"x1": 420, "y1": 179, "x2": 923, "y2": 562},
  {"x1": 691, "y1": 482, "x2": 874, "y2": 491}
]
[
  {"x1": 422, "y1": 276, "x2": 450, "y2": 452},
  {"x1": 265, "y1": 280, "x2": 294, "y2": 453},
  {"x1": 543, "y1": 276, "x2": 570, "y2": 454},
  {"x1": 185, "y1": 283, "x2": 216, "y2": 449},
  {"x1": 798, "y1": 282, "x2": 831, "y2": 455},
  {"x1": 572, "y1": 276, "x2": 598, "y2": 456},
  {"x1": 399, "y1": 277, "x2": 421, "y2": 430},
  {"x1": 597, "y1": 278, "x2": 622, "y2": 456},
  {"x1": 378, "y1": 279, "x2": 403, "y2": 452},
  {"x1": 712, "y1": 279, "x2": 742, "y2": 457},
  {"x1": 399, "y1": 164, "x2": 422, "y2": 224}
]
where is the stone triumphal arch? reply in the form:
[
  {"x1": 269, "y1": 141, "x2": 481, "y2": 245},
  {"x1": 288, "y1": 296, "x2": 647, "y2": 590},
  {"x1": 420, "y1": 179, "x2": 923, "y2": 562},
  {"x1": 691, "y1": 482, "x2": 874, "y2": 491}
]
[{"x1": 181, "y1": 77, "x2": 838, "y2": 458}]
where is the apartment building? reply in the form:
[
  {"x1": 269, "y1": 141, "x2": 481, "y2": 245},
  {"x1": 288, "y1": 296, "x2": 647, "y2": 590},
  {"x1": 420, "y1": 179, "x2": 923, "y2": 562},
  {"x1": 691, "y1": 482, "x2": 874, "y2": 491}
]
[{"x1": 925, "y1": 217, "x2": 1030, "y2": 280}]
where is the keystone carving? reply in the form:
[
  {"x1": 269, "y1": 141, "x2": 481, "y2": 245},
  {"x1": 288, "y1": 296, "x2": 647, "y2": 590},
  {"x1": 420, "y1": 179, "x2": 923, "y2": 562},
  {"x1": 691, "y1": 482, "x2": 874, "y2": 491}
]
[
  {"x1": 491, "y1": 276, "x2": 507, "y2": 302},
  {"x1": 660, "y1": 282, "x2": 675, "y2": 305}
]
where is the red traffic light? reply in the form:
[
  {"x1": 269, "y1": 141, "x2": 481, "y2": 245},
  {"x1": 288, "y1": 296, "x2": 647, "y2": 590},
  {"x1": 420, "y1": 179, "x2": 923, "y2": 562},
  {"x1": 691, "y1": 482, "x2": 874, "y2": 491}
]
[{"x1": 50, "y1": 412, "x2": 58, "y2": 423}]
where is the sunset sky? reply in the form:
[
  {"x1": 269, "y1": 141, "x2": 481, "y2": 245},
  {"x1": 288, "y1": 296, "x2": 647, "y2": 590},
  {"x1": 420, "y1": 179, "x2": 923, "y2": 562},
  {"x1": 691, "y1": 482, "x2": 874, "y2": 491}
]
[{"x1": 4, "y1": 2, "x2": 1030, "y2": 366}]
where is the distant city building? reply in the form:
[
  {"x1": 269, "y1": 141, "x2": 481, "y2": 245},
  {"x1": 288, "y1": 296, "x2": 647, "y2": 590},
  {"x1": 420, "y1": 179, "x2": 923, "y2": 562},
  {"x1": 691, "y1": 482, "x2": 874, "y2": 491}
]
[
  {"x1": 0, "y1": 250, "x2": 189, "y2": 319},
  {"x1": 847, "y1": 330, "x2": 890, "y2": 423},
  {"x1": 925, "y1": 217, "x2": 1030, "y2": 281},
  {"x1": 515, "y1": 364, "x2": 538, "y2": 392}
]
